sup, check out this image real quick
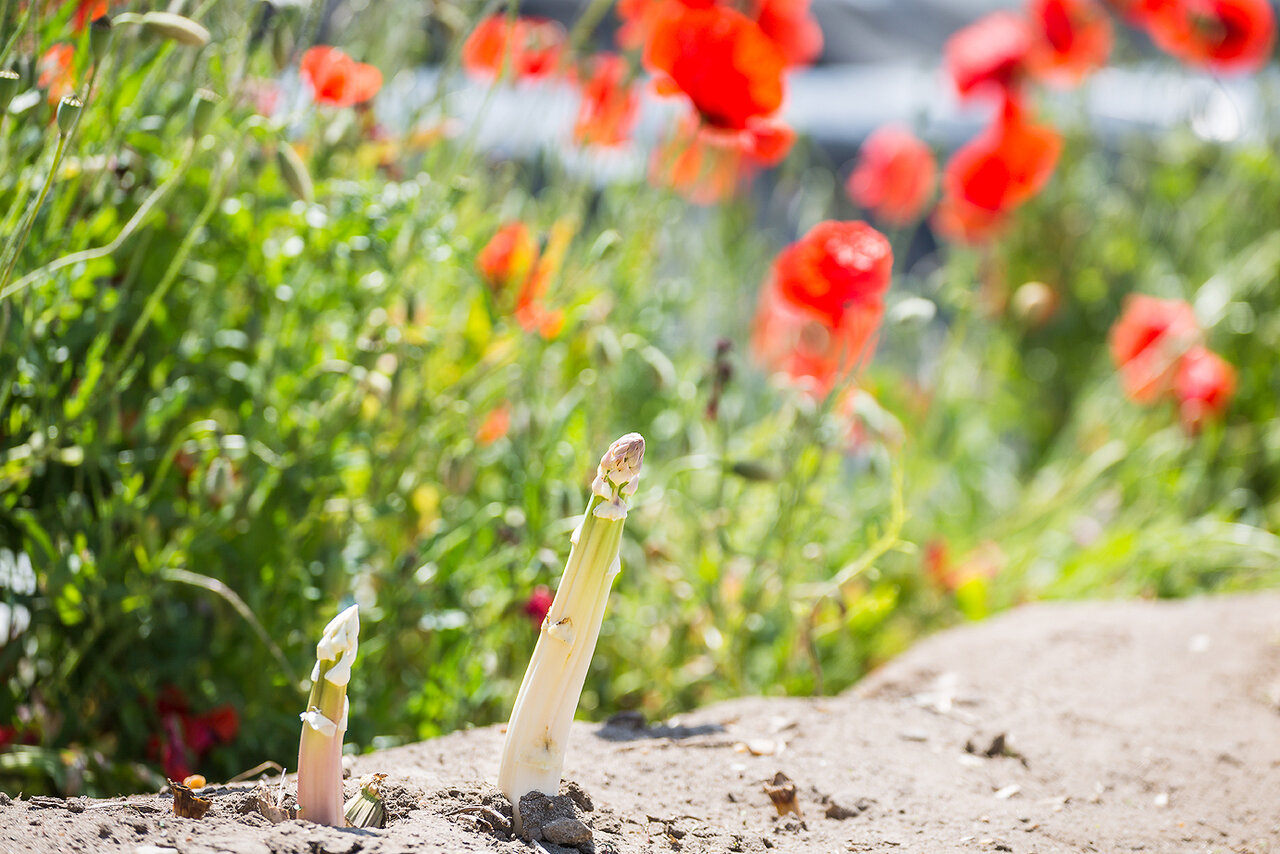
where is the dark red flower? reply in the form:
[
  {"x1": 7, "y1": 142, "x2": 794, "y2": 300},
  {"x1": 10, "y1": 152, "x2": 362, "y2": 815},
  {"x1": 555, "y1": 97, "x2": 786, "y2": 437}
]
[
  {"x1": 1028, "y1": 0, "x2": 1114, "y2": 85},
  {"x1": 522, "y1": 585, "x2": 554, "y2": 626},
  {"x1": 462, "y1": 15, "x2": 567, "y2": 80},
  {"x1": 942, "y1": 102, "x2": 1063, "y2": 215},
  {"x1": 945, "y1": 12, "x2": 1033, "y2": 101},
  {"x1": 574, "y1": 53, "x2": 639, "y2": 147},
  {"x1": 1174, "y1": 346, "x2": 1236, "y2": 431},
  {"x1": 299, "y1": 46, "x2": 382, "y2": 107},
  {"x1": 149, "y1": 688, "x2": 239, "y2": 782},
  {"x1": 753, "y1": 0, "x2": 824, "y2": 66},
  {"x1": 846, "y1": 125, "x2": 937, "y2": 225},
  {"x1": 1108, "y1": 294, "x2": 1201, "y2": 403},
  {"x1": 1144, "y1": 0, "x2": 1276, "y2": 74},
  {"x1": 753, "y1": 221, "x2": 893, "y2": 392},
  {"x1": 477, "y1": 222, "x2": 539, "y2": 291},
  {"x1": 644, "y1": 3, "x2": 787, "y2": 130}
]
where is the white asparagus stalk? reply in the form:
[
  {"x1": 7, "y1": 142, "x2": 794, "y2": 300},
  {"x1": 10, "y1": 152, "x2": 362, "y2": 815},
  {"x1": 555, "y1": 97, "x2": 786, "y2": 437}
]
[
  {"x1": 498, "y1": 433, "x2": 645, "y2": 830},
  {"x1": 297, "y1": 604, "x2": 359, "y2": 826}
]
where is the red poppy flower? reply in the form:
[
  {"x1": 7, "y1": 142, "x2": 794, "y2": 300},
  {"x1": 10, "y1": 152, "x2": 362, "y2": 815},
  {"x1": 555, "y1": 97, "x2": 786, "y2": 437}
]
[
  {"x1": 1028, "y1": 0, "x2": 1114, "y2": 85},
  {"x1": 943, "y1": 102, "x2": 1063, "y2": 215},
  {"x1": 522, "y1": 585, "x2": 554, "y2": 626},
  {"x1": 846, "y1": 125, "x2": 937, "y2": 225},
  {"x1": 945, "y1": 12, "x2": 1034, "y2": 101},
  {"x1": 754, "y1": 221, "x2": 892, "y2": 391},
  {"x1": 1144, "y1": 0, "x2": 1276, "y2": 74},
  {"x1": 462, "y1": 15, "x2": 567, "y2": 80},
  {"x1": 1108, "y1": 294, "x2": 1201, "y2": 403},
  {"x1": 753, "y1": 0, "x2": 824, "y2": 66},
  {"x1": 752, "y1": 279, "x2": 882, "y2": 393},
  {"x1": 37, "y1": 44, "x2": 76, "y2": 104},
  {"x1": 477, "y1": 403, "x2": 512, "y2": 446},
  {"x1": 772, "y1": 220, "x2": 893, "y2": 329},
  {"x1": 649, "y1": 119, "x2": 748, "y2": 204},
  {"x1": 71, "y1": 0, "x2": 108, "y2": 29},
  {"x1": 574, "y1": 53, "x2": 639, "y2": 147},
  {"x1": 477, "y1": 222, "x2": 539, "y2": 292},
  {"x1": 644, "y1": 3, "x2": 787, "y2": 130},
  {"x1": 299, "y1": 46, "x2": 382, "y2": 107},
  {"x1": 1174, "y1": 346, "x2": 1236, "y2": 431}
]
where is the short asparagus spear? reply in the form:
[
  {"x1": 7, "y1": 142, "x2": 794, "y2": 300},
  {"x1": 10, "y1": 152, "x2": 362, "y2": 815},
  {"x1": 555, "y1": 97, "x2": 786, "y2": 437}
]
[
  {"x1": 498, "y1": 433, "x2": 645, "y2": 829},
  {"x1": 297, "y1": 604, "x2": 359, "y2": 826}
]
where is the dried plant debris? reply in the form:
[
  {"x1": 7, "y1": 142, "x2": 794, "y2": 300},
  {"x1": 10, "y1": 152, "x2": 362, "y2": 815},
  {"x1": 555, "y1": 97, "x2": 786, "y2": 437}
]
[
  {"x1": 344, "y1": 773, "x2": 387, "y2": 828},
  {"x1": 168, "y1": 779, "x2": 211, "y2": 819},
  {"x1": 763, "y1": 772, "x2": 802, "y2": 818},
  {"x1": 964, "y1": 732, "x2": 1029, "y2": 767},
  {"x1": 253, "y1": 773, "x2": 296, "y2": 824}
]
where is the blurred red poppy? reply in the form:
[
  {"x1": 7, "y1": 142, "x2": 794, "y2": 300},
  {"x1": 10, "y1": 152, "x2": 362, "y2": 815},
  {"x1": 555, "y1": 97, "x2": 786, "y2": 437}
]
[
  {"x1": 522, "y1": 585, "x2": 554, "y2": 627},
  {"x1": 945, "y1": 11, "x2": 1033, "y2": 101},
  {"x1": 753, "y1": 221, "x2": 892, "y2": 392},
  {"x1": 846, "y1": 125, "x2": 937, "y2": 225},
  {"x1": 1144, "y1": 0, "x2": 1276, "y2": 74},
  {"x1": 462, "y1": 15, "x2": 567, "y2": 80},
  {"x1": 477, "y1": 403, "x2": 512, "y2": 446},
  {"x1": 649, "y1": 119, "x2": 753, "y2": 204},
  {"x1": 943, "y1": 102, "x2": 1062, "y2": 215},
  {"x1": 753, "y1": 0, "x2": 824, "y2": 66},
  {"x1": 644, "y1": 3, "x2": 787, "y2": 130},
  {"x1": 772, "y1": 220, "x2": 893, "y2": 330},
  {"x1": 299, "y1": 46, "x2": 382, "y2": 107},
  {"x1": 1174, "y1": 346, "x2": 1236, "y2": 431},
  {"x1": 38, "y1": 44, "x2": 76, "y2": 104},
  {"x1": 477, "y1": 222, "x2": 539, "y2": 292},
  {"x1": 1028, "y1": 0, "x2": 1114, "y2": 85},
  {"x1": 574, "y1": 53, "x2": 639, "y2": 147},
  {"x1": 1108, "y1": 294, "x2": 1201, "y2": 403},
  {"x1": 70, "y1": 0, "x2": 107, "y2": 29}
]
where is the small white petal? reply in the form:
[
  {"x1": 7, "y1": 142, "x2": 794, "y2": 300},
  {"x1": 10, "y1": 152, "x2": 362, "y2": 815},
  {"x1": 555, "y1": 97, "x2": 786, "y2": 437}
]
[{"x1": 300, "y1": 708, "x2": 338, "y2": 737}]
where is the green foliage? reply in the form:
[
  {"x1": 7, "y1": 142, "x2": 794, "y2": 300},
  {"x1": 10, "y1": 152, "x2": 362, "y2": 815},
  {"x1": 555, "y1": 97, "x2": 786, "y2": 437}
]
[{"x1": 1, "y1": 1, "x2": 1278, "y2": 798}]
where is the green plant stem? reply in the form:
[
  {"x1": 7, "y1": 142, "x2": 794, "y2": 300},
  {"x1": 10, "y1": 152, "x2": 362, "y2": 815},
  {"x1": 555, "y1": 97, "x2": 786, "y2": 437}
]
[
  {"x1": 0, "y1": 0, "x2": 33, "y2": 69},
  {"x1": 1, "y1": 139, "x2": 197, "y2": 300},
  {"x1": 0, "y1": 132, "x2": 68, "y2": 353},
  {"x1": 109, "y1": 146, "x2": 236, "y2": 387}
]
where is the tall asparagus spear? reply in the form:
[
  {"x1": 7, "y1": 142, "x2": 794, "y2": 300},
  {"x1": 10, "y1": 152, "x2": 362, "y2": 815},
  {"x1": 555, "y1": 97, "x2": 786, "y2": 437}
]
[
  {"x1": 498, "y1": 433, "x2": 645, "y2": 829},
  {"x1": 297, "y1": 604, "x2": 359, "y2": 826}
]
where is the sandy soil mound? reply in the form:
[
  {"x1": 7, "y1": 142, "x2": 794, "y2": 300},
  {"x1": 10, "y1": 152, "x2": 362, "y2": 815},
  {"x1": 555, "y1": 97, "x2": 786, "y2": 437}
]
[{"x1": 6, "y1": 592, "x2": 1279, "y2": 853}]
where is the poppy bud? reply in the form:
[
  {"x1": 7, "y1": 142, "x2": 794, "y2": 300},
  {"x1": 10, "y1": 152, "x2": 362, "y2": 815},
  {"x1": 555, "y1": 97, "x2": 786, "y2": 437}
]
[
  {"x1": 190, "y1": 88, "x2": 218, "y2": 137},
  {"x1": 56, "y1": 96, "x2": 82, "y2": 135},
  {"x1": 275, "y1": 142, "x2": 314, "y2": 203},
  {"x1": 142, "y1": 11, "x2": 212, "y2": 47},
  {"x1": 90, "y1": 15, "x2": 114, "y2": 63},
  {"x1": 0, "y1": 70, "x2": 18, "y2": 115},
  {"x1": 271, "y1": 22, "x2": 293, "y2": 71},
  {"x1": 1011, "y1": 281, "x2": 1057, "y2": 327}
]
